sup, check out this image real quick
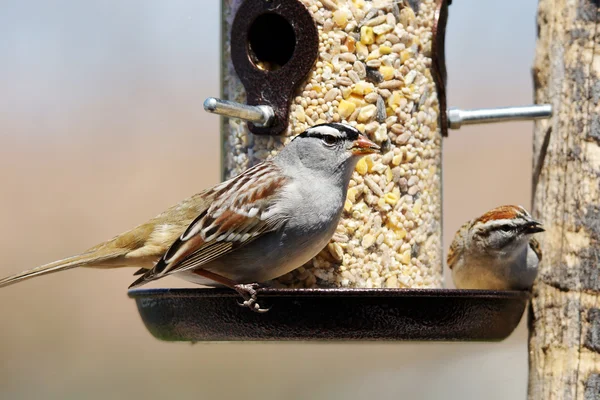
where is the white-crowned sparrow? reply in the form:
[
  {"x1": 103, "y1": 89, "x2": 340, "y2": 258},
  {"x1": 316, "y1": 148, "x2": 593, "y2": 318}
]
[
  {"x1": 448, "y1": 205, "x2": 544, "y2": 291},
  {"x1": 0, "y1": 123, "x2": 380, "y2": 311}
]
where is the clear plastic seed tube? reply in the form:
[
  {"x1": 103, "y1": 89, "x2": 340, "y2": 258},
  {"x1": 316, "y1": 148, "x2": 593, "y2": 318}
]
[{"x1": 222, "y1": 0, "x2": 443, "y2": 288}]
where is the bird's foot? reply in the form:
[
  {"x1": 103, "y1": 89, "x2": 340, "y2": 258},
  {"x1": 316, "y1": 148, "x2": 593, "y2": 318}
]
[{"x1": 234, "y1": 283, "x2": 270, "y2": 313}]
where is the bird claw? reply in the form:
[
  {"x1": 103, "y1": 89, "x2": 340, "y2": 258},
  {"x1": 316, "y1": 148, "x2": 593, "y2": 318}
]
[{"x1": 234, "y1": 283, "x2": 270, "y2": 313}]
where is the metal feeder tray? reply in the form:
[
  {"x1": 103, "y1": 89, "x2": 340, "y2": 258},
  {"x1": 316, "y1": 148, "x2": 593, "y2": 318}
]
[{"x1": 129, "y1": 288, "x2": 529, "y2": 341}]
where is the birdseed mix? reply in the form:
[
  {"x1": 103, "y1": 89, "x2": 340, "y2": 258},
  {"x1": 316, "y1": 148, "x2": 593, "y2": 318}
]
[{"x1": 222, "y1": 0, "x2": 443, "y2": 288}]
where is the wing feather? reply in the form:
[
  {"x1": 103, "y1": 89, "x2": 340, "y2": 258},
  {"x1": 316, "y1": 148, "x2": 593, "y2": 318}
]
[
  {"x1": 529, "y1": 237, "x2": 542, "y2": 262},
  {"x1": 447, "y1": 221, "x2": 470, "y2": 269},
  {"x1": 129, "y1": 162, "x2": 289, "y2": 288}
]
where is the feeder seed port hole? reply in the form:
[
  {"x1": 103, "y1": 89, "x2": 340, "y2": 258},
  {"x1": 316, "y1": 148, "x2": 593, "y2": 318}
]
[
  {"x1": 248, "y1": 13, "x2": 296, "y2": 71},
  {"x1": 129, "y1": 287, "x2": 530, "y2": 342}
]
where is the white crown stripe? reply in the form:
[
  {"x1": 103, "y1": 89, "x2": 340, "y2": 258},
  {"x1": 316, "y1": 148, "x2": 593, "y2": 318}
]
[{"x1": 306, "y1": 125, "x2": 345, "y2": 138}]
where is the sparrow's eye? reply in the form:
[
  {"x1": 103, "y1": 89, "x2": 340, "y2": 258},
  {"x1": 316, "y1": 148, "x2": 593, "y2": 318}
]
[
  {"x1": 498, "y1": 225, "x2": 513, "y2": 232},
  {"x1": 322, "y1": 136, "x2": 337, "y2": 146}
]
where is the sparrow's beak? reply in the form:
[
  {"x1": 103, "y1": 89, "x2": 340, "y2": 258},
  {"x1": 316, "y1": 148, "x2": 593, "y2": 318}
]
[
  {"x1": 523, "y1": 220, "x2": 545, "y2": 234},
  {"x1": 350, "y1": 136, "x2": 381, "y2": 155}
]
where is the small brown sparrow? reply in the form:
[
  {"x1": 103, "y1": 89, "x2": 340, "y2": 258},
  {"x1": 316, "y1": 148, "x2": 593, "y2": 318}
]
[
  {"x1": 448, "y1": 205, "x2": 544, "y2": 290},
  {"x1": 0, "y1": 123, "x2": 380, "y2": 311}
]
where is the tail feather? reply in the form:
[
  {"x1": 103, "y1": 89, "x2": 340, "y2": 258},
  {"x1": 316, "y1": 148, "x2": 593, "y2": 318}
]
[
  {"x1": 128, "y1": 270, "x2": 155, "y2": 289},
  {"x1": 0, "y1": 251, "x2": 122, "y2": 288}
]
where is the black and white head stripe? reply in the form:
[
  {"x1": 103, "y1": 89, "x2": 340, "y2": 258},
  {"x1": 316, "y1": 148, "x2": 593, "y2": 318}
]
[
  {"x1": 296, "y1": 123, "x2": 361, "y2": 141},
  {"x1": 474, "y1": 205, "x2": 541, "y2": 236}
]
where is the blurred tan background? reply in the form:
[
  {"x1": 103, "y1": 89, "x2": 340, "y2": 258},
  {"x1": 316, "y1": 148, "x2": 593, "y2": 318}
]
[{"x1": 0, "y1": 0, "x2": 538, "y2": 398}]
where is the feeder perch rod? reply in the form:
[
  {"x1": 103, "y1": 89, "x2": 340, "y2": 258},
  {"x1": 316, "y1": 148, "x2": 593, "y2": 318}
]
[
  {"x1": 447, "y1": 104, "x2": 553, "y2": 129},
  {"x1": 203, "y1": 97, "x2": 274, "y2": 127}
]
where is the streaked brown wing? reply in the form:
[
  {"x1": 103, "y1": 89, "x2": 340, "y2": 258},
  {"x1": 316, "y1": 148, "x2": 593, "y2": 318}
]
[
  {"x1": 129, "y1": 162, "x2": 289, "y2": 288},
  {"x1": 529, "y1": 237, "x2": 542, "y2": 262},
  {"x1": 447, "y1": 221, "x2": 470, "y2": 269}
]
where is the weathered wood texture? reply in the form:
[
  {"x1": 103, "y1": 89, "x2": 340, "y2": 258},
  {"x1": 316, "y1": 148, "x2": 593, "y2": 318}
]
[{"x1": 529, "y1": 0, "x2": 600, "y2": 399}]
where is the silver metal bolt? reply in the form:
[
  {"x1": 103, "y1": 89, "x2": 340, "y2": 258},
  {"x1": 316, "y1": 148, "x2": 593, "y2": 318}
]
[
  {"x1": 447, "y1": 104, "x2": 553, "y2": 129},
  {"x1": 203, "y1": 97, "x2": 275, "y2": 127}
]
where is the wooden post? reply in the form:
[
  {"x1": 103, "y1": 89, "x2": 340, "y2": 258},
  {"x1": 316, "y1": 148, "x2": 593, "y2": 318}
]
[{"x1": 529, "y1": 0, "x2": 600, "y2": 398}]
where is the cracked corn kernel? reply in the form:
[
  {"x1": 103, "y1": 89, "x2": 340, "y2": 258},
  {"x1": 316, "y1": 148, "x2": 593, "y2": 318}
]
[
  {"x1": 357, "y1": 104, "x2": 377, "y2": 123},
  {"x1": 355, "y1": 41, "x2": 368, "y2": 58},
  {"x1": 360, "y1": 26, "x2": 374, "y2": 45},
  {"x1": 365, "y1": 156, "x2": 375, "y2": 172},
  {"x1": 344, "y1": 199, "x2": 352, "y2": 212},
  {"x1": 344, "y1": 36, "x2": 355, "y2": 52},
  {"x1": 380, "y1": 66, "x2": 395, "y2": 81},
  {"x1": 384, "y1": 192, "x2": 398, "y2": 205},
  {"x1": 355, "y1": 157, "x2": 368, "y2": 175},
  {"x1": 401, "y1": 250, "x2": 411, "y2": 265},
  {"x1": 400, "y1": 50, "x2": 412, "y2": 64},
  {"x1": 388, "y1": 91, "x2": 404, "y2": 108},
  {"x1": 395, "y1": 228, "x2": 407, "y2": 240},
  {"x1": 347, "y1": 187, "x2": 358, "y2": 203},
  {"x1": 385, "y1": 167, "x2": 393, "y2": 182},
  {"x1": 362, "y1": 234, "x2": 376, "y2": 249},
  {"x1": 386, "y1": 275, "x2": 398, "y2": 288},
  {"x1": 294, "y1": 108, "x2": 306, "y2": 123},
  {"x1": 347, "y1": 94, "x2": 366, "y2": 106},
  {"x1": 341, "y1": 87, "x2": 353, "y2": 99},
  {"x1": 338, "y1": 99, "x2": 356, "y2": 119},
  {"x1": 413, "y1": 198, "x2": 422, "y2": 214},
  {"x1": 366, "y1": 49, "x2": 381, "y2": 61},
  {"x1": 352, "y1": 81, "x2": 373, "y2": 95},
  {"x1": 379, "y1": 45, "x2": 392, "y2": 55},
  {"x1": 333, "y1": 9, "x2": 348, "y2": 27}
]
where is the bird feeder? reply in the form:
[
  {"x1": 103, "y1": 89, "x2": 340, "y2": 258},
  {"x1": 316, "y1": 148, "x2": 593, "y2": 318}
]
[
  {"x1": 130, "y1": 0, "x2": 552, "y2": 341},
  {"x1": 221, "y1": 0, "x2": 446, "y2": 290}
]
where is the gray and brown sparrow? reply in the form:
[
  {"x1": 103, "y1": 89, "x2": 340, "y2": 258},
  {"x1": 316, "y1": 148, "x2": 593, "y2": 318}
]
[
  {"x1": 0, "y1": 123, "x2": 380, "y2": 311},
  {"x1": 448, "y1": 205, "x2": 544, "y2": 291}
]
